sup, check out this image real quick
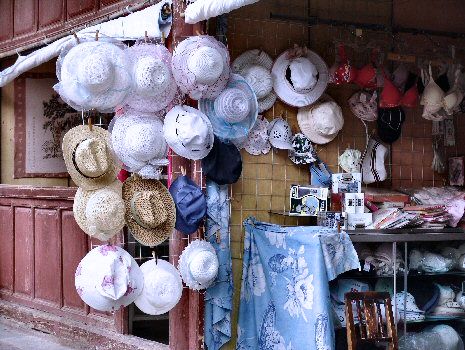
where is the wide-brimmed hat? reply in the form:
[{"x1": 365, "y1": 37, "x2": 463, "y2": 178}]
[
  {"x1": 172, "y1": 35, "x2": 230, "y2": 100},
  {"x1": 122, "y1": 176, "x2": 176, "y2": 246},
  {"x1": 75, "y1": 245, "x2": 143, "y2": 312},
  {"x1": 289, "y1": 133, "x2": 316, "y2": 164},
  {"x1": 201, "y1": 136, "x2": 242, "y2": 185},
  {"x1": 297, "y1": 100, "x2": 344, "y2": 144},
  {"x1": 55, "y1": 41, "x2": 132, "y2": 112},
  {"x1": 134, "y1": 259, "x2": 183, "y2": 315},
  {"x1": 73, "y1": 180, "x2": 125, "y2": 241},
  {"x1": 232, "y1": 49, "x2": 277, "y2": 113},
  {"x1": 62, "y1": 125, "x2": 120, "y2": 190},
  {"x1": 169, "y1": 175, "x2": 207, "y2": 235},
  {"x1": 234, "y1": 117, "x2": 271, "y2": 156},
  {"x1": 272, "y1": 45, "x2": 328, "y2": 107},
  {"x1": 163, "y1": 105, "x2": 214, "y2": 160},
  {"x1": 178, "y1": 240, "x2": 219, "y2": 290},
  {"x1": 110, "y1": 110, "x2": 169, "y2": 179},
  {"x1": 199, "y1": 74, "x2": 258, "y2": 141},
  {"x1": 125, "y1": 43, "x2": 179, "y2": 114},
  {"x1": 267, "y1": 117, "x2": 294, "y2": 150}
]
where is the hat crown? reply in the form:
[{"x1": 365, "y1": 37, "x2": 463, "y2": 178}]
[
  {"x1": 187, "y1": 46, "x2": 224, "y2": 85},
  {"x1": 243, "y1": 65, "x2": 273, "y2": 99},
  {"x1": 75, "y1": 138, "x2": 110, "y2": 178},
  {"x1": 146, "y1": 268, "x2": 179, "y2": 308},
  {"x1": 289, "y1": 57, "x2": 317, "y2": 92},
  {"x1": 85, "y1": 189, "x2": 125, "y2": 236},
  {"x1": 125, "y1": 122, "x2": 166, "y2": 162},
  {"x1": 134, "y1": 56, "x2": 171, "y2": 96},
  {"x1": 95, "y1": 252, "x2": 130, "y2": 301},
  {"x1": 177, "y1": 109, "x2": 211, "y2": 149},
  {"x1": 131, "y1": 191, "x2": 167, "y2": 229},
  {"x1": 269, "y1": 118, "x2": 292, "y2": 141},
  {"x1": 214, "y1": 87, "x2": 250, "y2": 123},
  {"x1": 312, "y1": 102, "x2": 343, "y2": 135},
  {"x1": 188, "y1": 250, "x2": 218, "y2": 285},
  {"x1": 77, "y1": 54, "x2": 115, "y2": 93}
]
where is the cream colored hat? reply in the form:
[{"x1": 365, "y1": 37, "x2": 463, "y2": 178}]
[
  {"x1": 73, "y1": 180, "x2": 125, "y2": 241},
  {"x1": 122, "y1": 176, "x2": 176, "y2": 246},
  {"x1": 62, "y1": 125, "x2": 120, "y2": 190},
  {"x1": 134, "y1": 259, "x2": 183, "y2": 315}
]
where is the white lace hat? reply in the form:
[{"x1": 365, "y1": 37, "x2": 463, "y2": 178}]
[
  {"x1": 232, "y1": 49, "x2": 277, "y2": 113},
  {"x1": 234, "y1": 117, "x2": 271, "y2": 156},
  {"x1": 163, "y1": 105, "x2": 214, "y2": 160},
  {"x1": 110, "y1": 110, "x2": 169, "y2": 179},
  {"x1": 178, "y1": 240, "x2": 219, "y2": 290},
  {"x1": 124, "y1": 43, "x2": 179, "y2": 114},
  {"x1": 134, "y1": 259, "x2": 183, "y2": 315},
  {"x1": 267, "y1": 117, "x2": 293, "y2": 150},
  {"x1": 73, "y1": 180, "x2": 125, "y2": 241},
  {"x1": 55, "y1": 40, "x2": 132, "y2": 112},
  {"x1": 272, "y1": 45, "x2": 328, "y2": 107},
  {"x1": 75, "y1": 245, "x2": 143, "y2": 312},
  {"x1": 172, "y1": 35, "x2": 230, "y2": 100}
]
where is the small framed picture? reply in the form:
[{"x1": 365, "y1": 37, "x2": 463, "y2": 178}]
[{"x1": 449, "y1": 157, "x2": 464, "y2": 186}]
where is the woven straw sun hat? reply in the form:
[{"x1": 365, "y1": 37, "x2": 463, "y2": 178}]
[
  {"x1": 178, "y1": 240, "x2": 219, "y2": 290},
  {"x1": 232, "y1": 49, "x2": 277, "y2": 113},
  {"x1": 73, "y1": 179, "x2": 125, "y2": 241},
  {"x1": 54, "y1": 40, "x2": 132, "y2": 112},
  {"x1": 62, "y1": 125, "x2": 120, "y2": 190},
  {"x1": 172, "y1": 35, "x2": 230, "y2": 100},
  {"x1": 124, "y1": 43, "x2": 179, "y2": 114},
  {"x1": 122, "y1": 176, "x2": 176, "y2": 246},
  {"x1": 109, "y1": 110, "x2": 169, "y2": 179},
  {"x1": 134, "y1": 259, "x2": 183, "y2": 315},
  {"x1": 75, "y1": 245, "x2": 143, "y2": 312}
]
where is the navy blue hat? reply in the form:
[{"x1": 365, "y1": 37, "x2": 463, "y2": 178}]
[{"x1": 169, "y1": 175, "x2": 207, "y2": 235}]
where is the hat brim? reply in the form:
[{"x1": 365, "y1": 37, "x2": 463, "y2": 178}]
[
  {"x1": 122, "y1": 177, "x2": 176, "y2": 246},
  {"x1": 272, "y1": 50, "x2": 328, "y2": 108},
  {"x1": 199, "y1": 74, "x2": 258, "y2": 140},
  {"x1": 258, "y1": 92, "x2": 277, "y2": 113},
  {"x1": 232, "y1": 49, "x2": 273, "y2": 72},
  {"x1": 134, "y1": 259, "x2": 183, "y2": 315},
  {"x1": 73, "y1": 180, "x2": 124, "y2": 241},
  {"x1": 62, "y1": 125, "x2": 121, "y2": 190},
  {"x1": 178, "y1": 240, "x2": 217, "y2": 290}
]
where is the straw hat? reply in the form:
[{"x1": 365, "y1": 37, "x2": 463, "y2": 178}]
[
  {"x1": 110, "y1": 110, "x2": 169, "y2": 179},
  {"x1": 199, "y1": 73, "x2": 258, "y2": 140},
  {"x1": 122, "y1": 176, "x2": 176, "y2": 246},
  {"x1": 134, "y1": 259, "x2": 183, "y2": 315},
  {"x1": 73, "y1": 180, "x2": 125, "y2": 241},
  {"x1": 172, "y1": 35, "x2": 230, "y2": 100},
  {"x1": 163, "y1": 105, "x2": 214, "y2": 160},
  {"x1": 125, "y1": 43, "x2": 179, "y2": 113},
  {"x1": 178, "y1": 240, "x2": 219, "y2": 290},
  {"x1": 75, "y1": 245, "x2": 143, "y2": 312},
  {"x1": 54, "y1": 40, "x2": 132, "y2": 112},
  {"x1": 232, "y1": 49, "x2": 277, "y2": 113},
  {"x1": 272, "y1": 45, "x2": 328, "y2": 107},
  {"x1": 62, "y1": 125, "x2": 120, "y2": 190}
]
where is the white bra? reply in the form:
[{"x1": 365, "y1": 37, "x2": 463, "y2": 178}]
[
  {"x1": 420, "y1": 64, "x2": 445, "y2": 117},
  {"x1": 443, "y1": 67, "x2": 464, "y2": 115}
]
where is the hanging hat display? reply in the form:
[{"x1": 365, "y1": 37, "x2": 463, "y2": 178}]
[
  {"x1": 171, "y1": 35, "x2": 230, "y2": 100},
  {"x1": 75, "y1": 245, "x2": 143, "y2": 312},
  {"x1": 267, "y1": 117, "x2": 294, "y2": 150},
  {"x1": 232, "y1": 49, "x2": 277, "y2": 113},
  {"x1": 272, "y1": 45, "x2": 328, "y2": 107},
  {"x1": 124, "y1": 43, "x2": 179, "y2": 114},
  {"x1": 234, "y1": 117, "x2": 272, "y2": 156},
  {"x1": 54, "y1": 41, "x2": 132, "y2": 112},
  {"x1": 201, "y1": 136, "x2": 242, "y2": 185},
  {"x1": 348, "y1": 91, "x2": 378, "y2": 122},
  {"x1": 110, "y1": 110, "x2": 169, "y2": 179},
  {"x1": 199, "y1": 73, "x2": 258, "y2": 141},
  {"x1": 163, "y1": 105, "x2": 214, "y2": 160},
  {"x1": 361, "y1": 138, "x2": 388, "y2": 184},
  {"x1": 122, "y1": 176, "x2": 176, "y2": 246},
  {"x1": 338, "y1": 149, "x2": 362, "y2": 173},
  {"x1": 178, "y1": 240, "x2": 219, "y2": 290},
  {"x1": 169, "y1": 175, "x2": 207, "y2": 235},
  {"x1": 377, "y1": 107, "x2": 405, "y2": 144},
  {"x1": 289, "y1": 133, "x2": 316, "y2": 165},
  {"x1": 62, "y1": 125, "x2": 120, "y2": 190},
  {"x1": 73, "y1": 180, "x2": 125, "y2": 241},
  {"x1": 134, "y1": 259, "x2": 183, "y2": 315}
]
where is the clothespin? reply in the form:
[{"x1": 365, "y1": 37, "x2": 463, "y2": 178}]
[
  {"x1": 95, "y1": 30, "x2": 99, "y2": 41},
  {"x1": 144, "y1": 30, "x2": 148, "y2": 43},
  {"x1": 88, "y1": 117, "x2": 93, "y2": 132},
  {"x1": 161, "y1": 31, "x2": 165, "y2": 44},
  {"x1": 180, "y1": 166, "x2": 186, "y2": 176},
  {"x1": 73, "y1": 32, "x2": 80, "y2": 44},
  {"x1": 152, "y1": 250, "x2": 158, "y2": 264}
]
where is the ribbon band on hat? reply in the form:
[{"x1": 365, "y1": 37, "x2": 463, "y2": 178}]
[{"x1": 72, "y1": 140, "x2": 107, "y2": 179}]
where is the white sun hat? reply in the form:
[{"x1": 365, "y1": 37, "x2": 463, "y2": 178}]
[
  {"x1": 75, "y1": 245, "x2": 143, "y2": 312},
  {"x1": 109, "y1": 110, "x2": 169, "y2": 179},
  {"x1": 163, "y1": 105, "x2": 214, "y2": 160},
  {"x1": 232, "y1": 49, "x2": 277, "y2": 113},
  {"x1": 172, "y1": 35, "x2": 230, "y2": 100},
  {"x1": 73, "y1": 180, "x2": 125, "y2": 241},
  {"x1": 338, "y1": 149, "x2": 362, "y2": 173},
  {"x1": 55, "y1": 40, "x2": 132, "y2": 112},
  {"x1": 267, "y1": 117, "x2": 293, "y2": 150},
  {"x1": 272, "y1": 45, "x2": 328, "y2": 107},
  {"x1": 134, "y1": 259, "x2": 183, "y2": 315},
  {"x1": 124, "y1": 43, "x2": 179, "y2": 114},
  {"x1": 234, "y1": 117, "x2": 271, "y2": 156},
  {"x1": 178, "y1": 240, "x2": 219, "y2": 290},
  {"x1": 297, "y1": 100, "x2": 344, "y2": 145}
]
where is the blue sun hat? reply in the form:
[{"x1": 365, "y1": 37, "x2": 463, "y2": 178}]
[{"x1": 199, "y1": 73, "x2": 258, "y2": 141}]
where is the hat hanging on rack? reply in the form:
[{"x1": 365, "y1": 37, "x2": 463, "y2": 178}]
[
  {"x1": 361, "y1": 137, "x2": 388, "y2": 184},
  {"x1": 288, "y1": 133, "x2": 316, "y2": 165},
  {"x1": 234, "y1": 116, "x2": 271, "y2": 156},
  {"x1": 348, "y1": 91, "x2": 378, "y2": 122},
  {"x1": 267, "y1": 117, "x2": 294, "y2": 150},
  {"x1": 377, "y1": 107, "x2": 405, "y2": 143},
  {"x1": 338, "y1": 148, "x2": 362, "y2": 173}
]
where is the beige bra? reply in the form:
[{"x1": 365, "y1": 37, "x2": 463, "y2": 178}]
[{"x1": 420, "y1": 65, "x2": 445, "y2": 118}]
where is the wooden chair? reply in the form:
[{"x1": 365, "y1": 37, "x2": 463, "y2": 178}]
[{"x1": 345, "y1": 291, "x2": 398, "y2": 350}]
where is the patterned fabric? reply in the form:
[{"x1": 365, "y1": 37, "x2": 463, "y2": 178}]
[
  {"x1": 289, "y1": 133, "x2": 316, "y2": 165},
  {"x1": 237, "y1": 218, "x2": 358, "y2": 350},
  {"x1": 319, "y1": 233, "x2": 360, "y2": 281},
  {"x1": 204, "y1": 181, "x2": 234, "y2": 350}
]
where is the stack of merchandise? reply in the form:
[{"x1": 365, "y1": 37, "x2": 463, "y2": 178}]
[
  {"x1": 403, "y1": 205, "x2": 451, "y2": 229},
  {"x1": 369, "y1": 208, "x2": 423, "y2": 229}
]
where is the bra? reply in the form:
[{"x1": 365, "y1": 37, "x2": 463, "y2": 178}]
[
  {"x1": 421, "y1": 65, "x2": 446, "y2": 117},
  {"x1": 380, "y1": 71, "x2": 419, "y2": 108},
  {"x1": 443, "y1": 68, "x2": 464, "y2": 115},
  {"x1": 354, "y1": 50, "x2": 379, "y2": 89},
  {"x1": 332, "y1": 44, "x2": 357, "y2": 85}
]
